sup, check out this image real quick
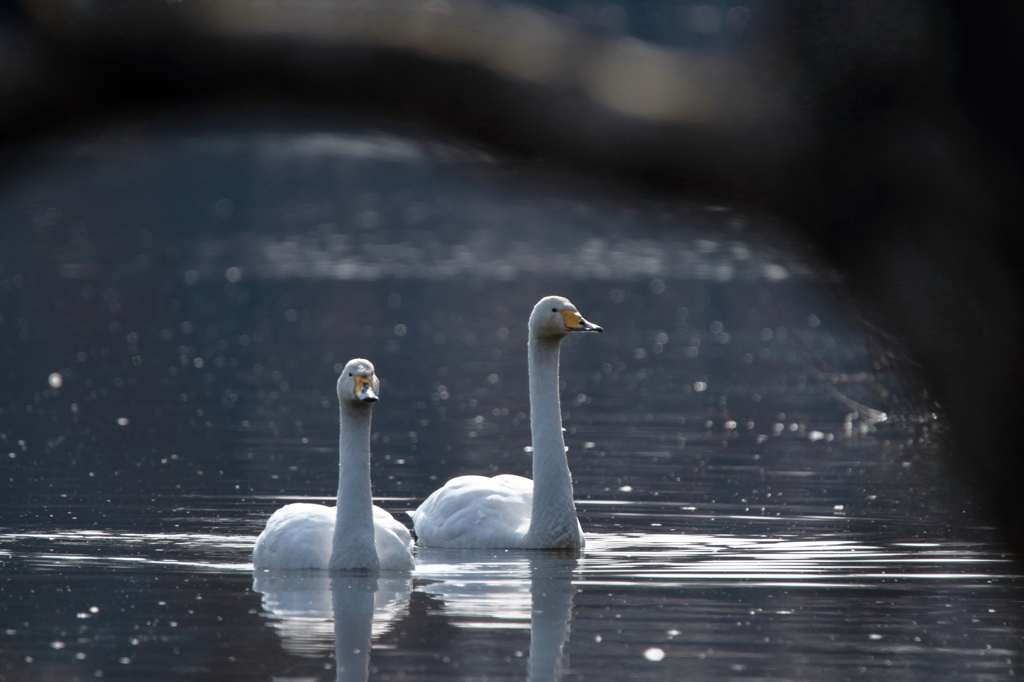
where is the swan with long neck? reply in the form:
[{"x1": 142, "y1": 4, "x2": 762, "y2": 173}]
[
  {"x1": 411, "y1": 296, "x2": 602, "y2": 549},
  {"x1": 252, "y1": 359, "x2": 414, "y2": 571}
]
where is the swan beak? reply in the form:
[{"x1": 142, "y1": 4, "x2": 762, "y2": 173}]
[
  {"x1": 560, "y1": 309, "x2": 603, "y2": 333},
  {"x1": 353, "y1": 375, "x2": 379, "y2": 402}
]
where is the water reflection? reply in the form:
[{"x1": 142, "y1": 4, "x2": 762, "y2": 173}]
[
  {"x1": 581, "y1": 532, "x2": 1015, "y2": 585},
  {"x1": 5, "y1": 530, "x2": 253, "y2": 571},
  {"x1": 252, "y1": 570, "x2": 412, "y2": 673},
  {"x1": 526, "y1": 556, "x2": 575, "y2": 682},
  {"x1": 251, "y1": 550, "x2": 579, "y2": 682},
  {"x1": 0, "y1": 520, "x2": 1021, "y2": 680}
]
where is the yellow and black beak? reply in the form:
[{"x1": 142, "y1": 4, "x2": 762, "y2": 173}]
[
  {"x1": 352, "y1": 375, "x2": 378, "y2": 402},
  {"x1": 559, "y1": 309, "x2": 604, "y2": 333}
]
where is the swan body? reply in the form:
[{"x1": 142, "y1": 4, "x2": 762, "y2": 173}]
[
  {"x1": 253, "y1": 504, "x2": 414, "y2": 571},
  {"x1": 411, "y1": 296, "x2": 602, "y2": 549},
  {"x1": 253, "y1": 359, "x2": 414, "y2": 571}
]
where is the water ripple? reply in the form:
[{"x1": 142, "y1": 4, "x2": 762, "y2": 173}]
[{"x1": 1, "y1": 527, "x2": 1011, "y2": 585}]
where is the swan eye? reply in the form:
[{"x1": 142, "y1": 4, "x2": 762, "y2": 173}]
[
  {"x1": 348, "y1": 373, "x2": 352, "y2": 376},
  {"x1": 552, "y1": 308, "x2": 558, "y2": 312}
]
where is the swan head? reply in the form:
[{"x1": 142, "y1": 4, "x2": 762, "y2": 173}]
[
  {"x1": 530, "y1": 296, "x2": 604, "y2": 339},
  {"x1": 337, "y1": 358, "x2": 380, "y2": 404}
]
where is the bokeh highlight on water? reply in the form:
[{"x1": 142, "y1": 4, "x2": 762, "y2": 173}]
[{"x1": 1, "y1": 129, "x2": 1021, "y2": 680}]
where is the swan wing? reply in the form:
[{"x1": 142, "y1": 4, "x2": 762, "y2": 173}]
[
  {"x1": 252, "y1": 503, "x2": 335, "y2": 569},
  {"x1": 372, "y1": 505, "x2": 416, "y2": 571},
  {"x1": 411, "y1": 474, "x2": 533, "y2": 548}
]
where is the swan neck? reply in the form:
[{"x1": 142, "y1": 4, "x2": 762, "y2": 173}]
[
  {"x1": 527, "y1": 335, "x2": 580, "y2": 548},
  {"x1": 330, "y1": 400, "x2": 379, "y2": 571}
]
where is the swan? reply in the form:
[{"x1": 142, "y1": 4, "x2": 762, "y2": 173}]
[
  {"x1": 252, "y1": 359, "x2": 414, "y2": 572},
  {"x1": 411, "y1": 296, "x2": 602, "y2": 549}
]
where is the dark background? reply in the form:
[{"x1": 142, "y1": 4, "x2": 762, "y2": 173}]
[{"x1": 0, "y1": 0, "x2": 1021, "y2": 548}]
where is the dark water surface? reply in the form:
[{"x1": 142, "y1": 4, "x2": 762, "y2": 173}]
[{"x1": 1, "y1": 128, "x2": 1021, "y2": 681}]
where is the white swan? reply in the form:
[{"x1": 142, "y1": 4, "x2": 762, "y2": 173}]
[
  {"x1": 252, "y1": 359, "x2": 414, "y2": 571},
  {"x1": 411, "y1": 296, "x2": 602, "y2": 549}
]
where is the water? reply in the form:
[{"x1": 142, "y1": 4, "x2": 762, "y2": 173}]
[{"x1": 1, "y1": 127, "x2": 1021, "y2": 681}]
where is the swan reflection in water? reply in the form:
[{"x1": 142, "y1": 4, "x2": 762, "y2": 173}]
[
  {"x1": 252, "y1": 550, "x2": 578, "y2": 682},
  {"x1": 252, "y1": 569, "x2": 412, "y2": 678},
  {"x1": 415, "y1": 548, "x2": 579, "y2": 682}
]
